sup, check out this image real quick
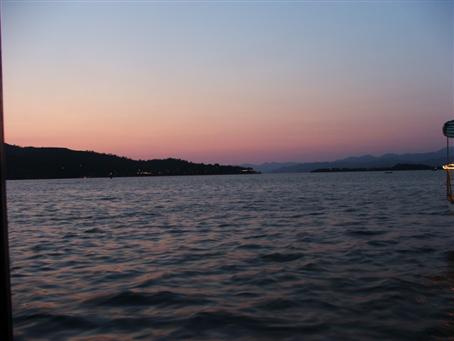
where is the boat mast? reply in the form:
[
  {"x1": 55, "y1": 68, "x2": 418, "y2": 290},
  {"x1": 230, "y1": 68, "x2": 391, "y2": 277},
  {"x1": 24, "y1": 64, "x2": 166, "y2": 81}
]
[{"x1": 0, "y1": 9, "x2": 13, "y2": 341}]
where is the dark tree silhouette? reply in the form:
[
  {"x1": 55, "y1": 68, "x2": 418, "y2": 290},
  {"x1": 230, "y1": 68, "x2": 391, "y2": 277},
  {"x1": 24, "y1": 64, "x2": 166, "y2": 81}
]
[{"x1": 5, "y1": 144, "x2": 258, "y2": 180}]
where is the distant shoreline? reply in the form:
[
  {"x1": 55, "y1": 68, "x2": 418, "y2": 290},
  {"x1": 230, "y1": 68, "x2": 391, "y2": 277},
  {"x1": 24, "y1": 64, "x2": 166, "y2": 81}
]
[
  {"x1": 6, "y1": 172, "x2": 261, "y2": 181},
  {"x1": 6, "y1": 168, "x2": 441, "y2": 181},
  {"x1": 311, "y1": 163, "x2": 438, "y2": 173}
]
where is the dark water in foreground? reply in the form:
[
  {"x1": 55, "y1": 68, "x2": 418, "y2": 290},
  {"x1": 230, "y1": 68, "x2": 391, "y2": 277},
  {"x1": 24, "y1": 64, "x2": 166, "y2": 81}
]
[{"x1": 7, "y1": 172, "x2": 454, "y2": 340}]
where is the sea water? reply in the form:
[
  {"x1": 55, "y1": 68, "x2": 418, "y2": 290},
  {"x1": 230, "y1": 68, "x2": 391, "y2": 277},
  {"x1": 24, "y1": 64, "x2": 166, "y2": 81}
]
[{"x1": 7, "y1": 171, "x2": 454, "y2": 340}]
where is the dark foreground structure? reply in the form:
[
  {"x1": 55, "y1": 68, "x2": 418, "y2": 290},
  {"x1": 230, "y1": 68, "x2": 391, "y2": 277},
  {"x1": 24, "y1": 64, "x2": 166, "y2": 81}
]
[
  {"x1": 442, "y1": 120, "x2": 454, "y2": 203},
  {"x1": 0, "y1": 17, "x2": 13, "y2": 341}
]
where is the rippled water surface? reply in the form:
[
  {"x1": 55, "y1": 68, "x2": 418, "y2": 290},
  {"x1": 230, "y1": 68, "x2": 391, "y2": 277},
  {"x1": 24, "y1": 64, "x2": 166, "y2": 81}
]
[{"x1": 7, "y1": 172, "x2": 454, "y2": 340}]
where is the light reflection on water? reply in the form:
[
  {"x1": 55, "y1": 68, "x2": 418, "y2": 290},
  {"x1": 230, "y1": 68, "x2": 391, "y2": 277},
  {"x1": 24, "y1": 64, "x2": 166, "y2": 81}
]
[{"x1": 7, "y1": 172, "x2": 454, "y2": 340}]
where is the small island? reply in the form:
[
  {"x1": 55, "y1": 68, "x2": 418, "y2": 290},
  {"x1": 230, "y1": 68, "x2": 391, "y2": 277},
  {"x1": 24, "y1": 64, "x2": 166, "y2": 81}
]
[
  {"x1": 5, "y1": 144, "x2": 259, "y2": 180},
  {"x1": 311, "y1": 163, "x2": 436, "y2": 173}
]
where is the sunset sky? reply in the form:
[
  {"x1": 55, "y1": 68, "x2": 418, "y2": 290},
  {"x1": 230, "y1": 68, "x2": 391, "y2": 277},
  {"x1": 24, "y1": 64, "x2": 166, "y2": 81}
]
[{"x1": 2, "y1": 1, "x2": 453, "y2": 164}]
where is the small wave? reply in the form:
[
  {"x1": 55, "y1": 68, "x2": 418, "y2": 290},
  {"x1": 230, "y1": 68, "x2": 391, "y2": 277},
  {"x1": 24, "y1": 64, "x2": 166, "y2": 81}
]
[
  {"x1": 166, "y1": 310, "x2": 327, "y2": 339},
  {"x1": 346, "y1": 229, "x2": 387, "y2": 237},
  {"x1": 98, "y1": 196, "x2": 116, "y2": 201},
  {"x1": 256, "y1": 298, "x2": 301, "y2": 310},
  {"x1": 15, "y1": 313, "x2": 97, "y2": 337},
  {"x1": 396, "y1": 246, "x2": 436, "y2": 254},
  {"x1": 234, "y1": 291, "x2": 261, "y2": 298},
  {"x1": 299, "y1": 261, "x2": 324, "y2": 272},
  {"x1": 367, "y1": 239, "x2": 398, "y2": 247},
  {"x1": 68, "y1": 334, "x2": 136, "y2": 341},
  {"x1": 261, "y1": 252, "x2": 303, "y2": 262},
  {"x1": 335, "y1": 220, "x2": 363, "y2": 227},
  {"x1": 83, "y1": 290, "x2": 210, "y2": 308},
  {"x1": 84, "y1": 227, "x2": 103, "y2": 233},
  {"x1": 236, "y1": 243, "x2": 265, "y2": 250}
]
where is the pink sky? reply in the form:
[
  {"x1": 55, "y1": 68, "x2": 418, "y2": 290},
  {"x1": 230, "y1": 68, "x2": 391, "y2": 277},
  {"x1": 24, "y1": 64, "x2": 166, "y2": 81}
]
[{"x1": 3, "y1": 1, "x2": 453, "y2": 164}]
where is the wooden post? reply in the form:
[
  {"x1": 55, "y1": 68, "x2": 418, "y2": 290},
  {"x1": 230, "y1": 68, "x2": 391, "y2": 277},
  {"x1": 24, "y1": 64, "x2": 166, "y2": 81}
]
[{"x1": 0, "y1": 12, "x2": 13, "y2": 341}]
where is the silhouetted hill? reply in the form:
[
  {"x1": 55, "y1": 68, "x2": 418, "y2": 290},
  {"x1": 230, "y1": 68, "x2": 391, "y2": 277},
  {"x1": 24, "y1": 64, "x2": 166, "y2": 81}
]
[{"x1": 5, "y1": 144, "x2": 257, "y2": 180}]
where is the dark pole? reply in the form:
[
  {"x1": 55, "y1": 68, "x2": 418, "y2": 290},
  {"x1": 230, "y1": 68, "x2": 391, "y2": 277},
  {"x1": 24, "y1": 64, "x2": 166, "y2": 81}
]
[
  {"x1": 0, "y1": 11, "x2": 13, "y2": 341},
  {"x1": 448, "y1": 136, "x2": 451, "y2": 164}
]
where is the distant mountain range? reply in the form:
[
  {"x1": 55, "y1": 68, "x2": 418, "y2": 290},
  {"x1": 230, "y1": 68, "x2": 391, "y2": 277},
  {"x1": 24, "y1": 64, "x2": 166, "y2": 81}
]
[
  {"x1": 244, "y1": 148, "x2": 448, "y2": 173},
  {"x1": 5, "y1": 144, "x2": 257, "y2": 180}
]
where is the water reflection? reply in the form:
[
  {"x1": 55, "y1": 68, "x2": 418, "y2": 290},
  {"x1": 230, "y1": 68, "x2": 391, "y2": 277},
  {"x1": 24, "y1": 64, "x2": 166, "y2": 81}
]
[{"x1": 7, "y1": 172, "x2": 454, "y2": 340}]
